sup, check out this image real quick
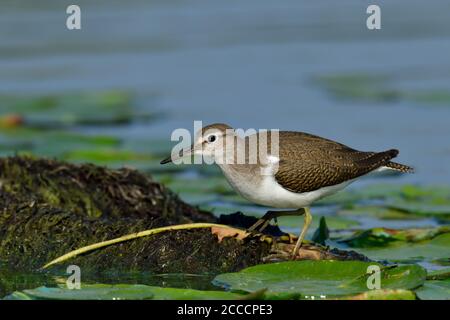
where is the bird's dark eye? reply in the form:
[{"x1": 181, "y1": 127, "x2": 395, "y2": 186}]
[{"x1": 207, "y1": 135, "x2": 216, "y2": 143}]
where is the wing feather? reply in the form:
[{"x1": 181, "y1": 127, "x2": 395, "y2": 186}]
[{"x1": 273, "y1": 131, "x2": 398, "y2": 193}]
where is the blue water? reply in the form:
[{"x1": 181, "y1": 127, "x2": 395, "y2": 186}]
[
  {"x1": 1, "y1": 0, "x2": 450, "y2": 185},
  {"x1": 1, "y1": 1, "x2": 450, "y2": 298}
]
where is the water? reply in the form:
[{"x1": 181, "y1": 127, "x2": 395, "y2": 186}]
[
  {"x1": 1, "y1": 0, "x2": 450, "y2": 184},
  {"x1": 0, "y1": 0, "x2": 449, "y2": 298}
]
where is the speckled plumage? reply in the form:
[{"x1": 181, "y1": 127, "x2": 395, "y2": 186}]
[
  {"x1": 199, "y1": 125, "x2": 413, "y2": 194},
  {"x1": 271, "y1": 131, "x2": 412, "y2": 193},
  {"x1": 161, "y1": 123, "x2": 414, "y2": 256}
]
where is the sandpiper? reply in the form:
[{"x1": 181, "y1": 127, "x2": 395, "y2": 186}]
[{"x1": 161, "y1": 123, "x2": 413, "y2": 257}]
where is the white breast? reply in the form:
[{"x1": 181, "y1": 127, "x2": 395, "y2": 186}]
[
  {"x1": 249, "y1": 174, "x2": 353, "y2": 208},
  {"x1": 219, "y1": 157, "x2": 391, "y2": 209}
]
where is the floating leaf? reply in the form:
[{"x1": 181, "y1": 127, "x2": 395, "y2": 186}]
[
  {"x1": 324, "y1": 184, "x2": 450, "y2": 207},
  {"x1": 357, "y1": 233, "x2": 450, "y2": 263},
  {"x1": 426, "y1": 267, "x2": 450, "y2": 280},
  {"x1": 338, "y1": 226, "x2": 450, "y2": 248},
  {"x1": 0, "y1": 90, "x2": 153, "y2": 128},
  {"x1": 387, "y1": 201, "x2": 450, "y2": 217},
  {"x1": 415, "y1": 280, "x2": 450, "y2": 300},
  {"x1": 410, "y1": 90, "x2": 450, "y2": 105},
  {"x1": 315, "y1": 73, "x2": 450, "y2": 107},
  {"x1": 314, "y1": 74, "x2": 400, "y2": 103},
  {"x1": 338, "y1": 205, "x2": 424, "y2": 220},
  {"x1": 213, "y1": 261, "x2": 426, "y2": 298},
  {"x1": 62, "y1": 148, "x2": 155, "y2": 163},
  {"x1": 5, "y1": 284, "x2": 243, "y2": 300}
]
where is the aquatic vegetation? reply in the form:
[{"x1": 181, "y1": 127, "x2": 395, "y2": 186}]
[
  {"x1": 213, "y1": 261, "x2": 426, "y2": 298},
  {"x1": 0, "y1": 156, "x2": 215, "y2": 271},
  {"x1": 0, "y1": 90, "x2": 154, "y2": 128},
  {"x1": 314, "y1": 74, "x2": 400, "y2": 103},
  {"x1": 338, "y1": 226, "x2": 450, "y2": 247},
  {"x1": 1, "y1": 0, "x2": 448, "y2": 300},
  {"x1": 416, "y1": 280, "x2": 450, "y2": 300},
  {"x1": 5, "y1": 284, "x2": 244, "y2": 300},
  {"x1": 314, "y1": 73, "x2": 450, "y2": 107},
  {"x1": 0, "y1": 156, "x2": 449, "y2": 300},
  {"x1": 0, "y1": 114, "x2": 449, "y2": 300},
  {"x1": 355, "y1": 233, "x2": 450, "y2": 264}
]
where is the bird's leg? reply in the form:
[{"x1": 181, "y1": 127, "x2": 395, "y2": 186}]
[
  {"x1": 291, "y1": 207, "x2": 312, "y2": 258},
  {"x1": 247, "y1": 208, "x2": 306, "y2": 234}
]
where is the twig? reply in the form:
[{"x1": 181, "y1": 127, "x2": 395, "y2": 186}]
[{"x1": 41, "y1": 223, "x2": 239, "y2": 269}]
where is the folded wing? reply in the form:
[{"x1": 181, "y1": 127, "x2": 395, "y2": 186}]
[{"x1": 274, "y1": 131, "x2": 399, "y2": 193}]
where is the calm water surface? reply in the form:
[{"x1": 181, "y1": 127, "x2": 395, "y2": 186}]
[
  {"x1": 0, "y1": 0, "x2": 450, "y2": 297},
  {"x1": 1, "y1": 1, "x2": 450, "y2": 185}
]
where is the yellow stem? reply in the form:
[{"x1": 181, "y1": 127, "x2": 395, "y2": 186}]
[{"x1": 41, "y1": 223, "x2": 236, "y2": 269}]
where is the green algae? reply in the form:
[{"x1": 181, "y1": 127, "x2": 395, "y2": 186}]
[
  {"x1": 0, "y1": 156, "x2": 228, "y2": 272},
  {"x1": 0, "y1": 90, "x2": 154, "y2": 128},
  {"x1": 315, "y1": 72, "x2": 450, "y2": 108}
]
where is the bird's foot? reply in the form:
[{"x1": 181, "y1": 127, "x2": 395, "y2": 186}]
[{"x1": 247, "y1": 211, "x2": 277, "y2": 234}]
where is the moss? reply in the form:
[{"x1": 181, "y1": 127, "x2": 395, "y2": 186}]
[
  {"x1": 0, "y1": 156, "x2": 216, "y2": 271},
  {"x1": 0, "y1": 156, "x2": 367, "y2": 274}
]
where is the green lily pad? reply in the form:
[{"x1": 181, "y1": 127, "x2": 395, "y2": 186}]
[
  {"x1": 337, "y1": 205, "x2": 424, "y2": 220},
  {"x1": 387, "y1": 201, "x2": 450, "y2": 217},
  {"x1": 338, "y1": 226, "x2": 450, "y2": 248},
  {"x1": 61, "y1": 148, "x2": 155, "y2": 163},
  {"x1": 415, "y1": 280, "x2": 450, "y2": 300},
  {"x1": 426, "y1": 267, "x2": 450, "y2": 280},
  {"x1": 0, "y1": 128, "x2": 121, "y2": 155},
  {"x1": 315, "y1": 73, "x2": 450, "y2": 107},
  {"x1": 5, "y1": 284, "x2": 243, "y2": 300},
  {"x1": 433, "y1": 258, "x2": 450, "y2": 267},
  {"x1": 399, "y1": 185, "x2": 450, "y2": 204},
  {"x1": 213, "y1": 261, "x2": 426, "y2": 298},
  {"x1": 323, "y1": 184, "x2": 450, "y2": 208},
  {"x1": 0, "y1": 127, "x2": 173, "y2": 169},
  {"x1": 314, "y1": 74, "x2": 400, "y2": 103},
  {"x1": 357, "y1": 233, "x2": 450, "y2": 263},
  {"x1": 410, "y1": 90, "x2": 450, "y2": 105},
  {"x1": 0, "y1": 90, "x2": 152, "y2": 127}
]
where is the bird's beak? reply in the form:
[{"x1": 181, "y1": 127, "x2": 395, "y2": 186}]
[{"x1": 160, "y1": 145, "x2": 195, "y2": 165}]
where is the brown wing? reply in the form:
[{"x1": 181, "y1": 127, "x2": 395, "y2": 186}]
[{"x1": 274, "y1": 131, "x2": 399, "y2": 193}]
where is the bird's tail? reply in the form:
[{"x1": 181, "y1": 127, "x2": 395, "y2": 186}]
[
  {"x1": 357, "y1": 149, "x2": 414, "y2": 174},
  {"x1": 386, "y1": 161, "x2": 414, "y2": 173}
]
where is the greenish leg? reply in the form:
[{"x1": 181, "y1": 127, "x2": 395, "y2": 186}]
[
  {"x1": 292, "y1": 207, "x2": 312, "y2": 258},
  {"x1": 247, "y1": 208, "x2": 306, "y2": 233}
]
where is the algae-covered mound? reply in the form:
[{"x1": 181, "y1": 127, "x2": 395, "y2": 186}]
[
  {"x1": 0, "y1": 156, "x2": 229, "y2": 271},
  {"x1": 0, "y1": 156, "x2": 367, "y2": 274}
]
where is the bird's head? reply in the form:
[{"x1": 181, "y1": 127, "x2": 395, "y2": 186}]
[{"x1": 160, "y1": 123, "x2": 234, "y2": 164}]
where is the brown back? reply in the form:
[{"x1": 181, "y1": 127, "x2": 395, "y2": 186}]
[{"x1": 272, "y1": 131, "x2": 399, "y2": 193}]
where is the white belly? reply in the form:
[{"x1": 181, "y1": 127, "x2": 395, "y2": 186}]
[
  {"x1": 220, "y1": 164, "x2": 391, "y2": 209},
  {"x1": 238, "y1": 174, "x2": 353, "y2": 208}
]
